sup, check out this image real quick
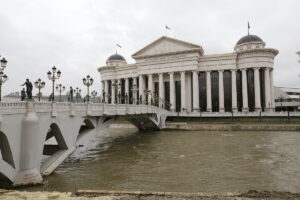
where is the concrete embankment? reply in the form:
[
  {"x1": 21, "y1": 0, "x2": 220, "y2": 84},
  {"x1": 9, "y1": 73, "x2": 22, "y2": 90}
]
[
  {"x1": 166, "y1": 122, "x2": 300, "y2": 131},
  {"x1": 1, "y1": 190, "x2": 300, "y2": 200}
]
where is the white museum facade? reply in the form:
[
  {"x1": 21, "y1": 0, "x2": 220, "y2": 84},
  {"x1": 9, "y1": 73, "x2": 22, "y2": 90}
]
[{"x1": 98, "y1": 34, "x2": 278, "y2": 113}]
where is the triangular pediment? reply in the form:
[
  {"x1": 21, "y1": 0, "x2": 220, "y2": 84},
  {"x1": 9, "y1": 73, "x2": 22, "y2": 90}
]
[{"x1": 132, "y1": 36, "x2": 203, "y2": 58}]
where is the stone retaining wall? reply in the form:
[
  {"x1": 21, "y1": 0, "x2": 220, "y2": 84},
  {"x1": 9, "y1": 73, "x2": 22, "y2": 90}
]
[{"x1": 166, "y1": 123, "x2": 300, "y2": 131}]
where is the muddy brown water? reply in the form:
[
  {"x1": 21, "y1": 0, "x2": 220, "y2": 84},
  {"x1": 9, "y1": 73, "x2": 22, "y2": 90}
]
[{"x1": 25, "y1": 129, "x2": 300, "y2": 193}]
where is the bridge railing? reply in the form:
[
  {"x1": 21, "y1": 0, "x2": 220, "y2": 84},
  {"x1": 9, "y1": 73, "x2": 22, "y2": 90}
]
[
  {"x1": 0, "y1": 102, "x2": 27, "y2": 114},
  {"x1": 0, "y1": 101, "x2": 168, "y2": 116}
]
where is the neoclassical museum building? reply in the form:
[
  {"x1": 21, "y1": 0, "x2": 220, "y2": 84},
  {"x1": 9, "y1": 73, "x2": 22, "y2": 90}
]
[{"x1": 98, "y1": 34, "x2": 278, "y2": 113}]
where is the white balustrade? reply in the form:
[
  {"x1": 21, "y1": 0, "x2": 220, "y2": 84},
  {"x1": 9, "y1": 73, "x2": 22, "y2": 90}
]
[{"x1": 0, "y1": 101, "x2": 170, "y2": 117}]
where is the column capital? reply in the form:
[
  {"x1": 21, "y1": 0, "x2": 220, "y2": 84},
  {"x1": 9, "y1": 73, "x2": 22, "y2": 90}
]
[
  {"x1": 180, "y1": 71, "x2": 185, "y2": 74},
  {"x1": 254, "y1": 67, "x2": 260, "y2": 70},
  {"x1": 218, "y1": 69, "x2": 224, "y2": 73},
  {"x1": 240, "y1": 68, "x2": 247, "y2": 71},
  {"x1": 264, "y1": 67, "x2": 271, "y2": 71},
  {"x1": 192, "y1": 70, "x2": 199, "y2": 74},
  {"x1": 168, "y1": 72, "x2": 174, "y2": 75},
  {"x1": 205, "y1": 70, "x2": 211, "y2": 74},
  {"x1": 230, "y1": 69, "x2": 237, "y2": 72}
]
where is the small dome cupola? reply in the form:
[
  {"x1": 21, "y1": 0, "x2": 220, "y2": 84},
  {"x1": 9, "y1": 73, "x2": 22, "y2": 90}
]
[
  {"x1": 234, "y1": 23, "x2": 266, "y2": 52},
  {"x1": 106, "y1": 53, "x2": 127, "y2": 66}
]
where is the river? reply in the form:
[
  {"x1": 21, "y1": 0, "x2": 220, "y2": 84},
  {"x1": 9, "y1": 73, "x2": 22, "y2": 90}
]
[{"x1": 26, "y1": 129, "x2": 300, "y2": 193}]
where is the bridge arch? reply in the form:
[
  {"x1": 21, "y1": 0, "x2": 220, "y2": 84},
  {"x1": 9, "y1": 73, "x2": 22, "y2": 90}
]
[
  {"x1": 76, "y1": 119, "x2": 96, "y2": 146},
  {"x1": 0, "y1": 131, "x2": 15, "y2": 168}
]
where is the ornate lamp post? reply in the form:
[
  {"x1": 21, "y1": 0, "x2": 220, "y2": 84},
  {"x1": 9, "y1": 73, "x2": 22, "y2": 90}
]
[
  {"x1": 102, "y1": 89, "x2": 105, "y2": 103},
  {"x1": 55, "y1": 83, "x2": 65, "y2": 102},
  {"x1": 82, "y1": 75, "x2": 93, "y2": 103},
  {"x1": 75, "y1": 87, "x2": 81, "y2": 103},
  {"x1": 91, "y1": 90, "x2": 97, "y2": 103},
  {"x1": 1, "y1": 57, "x2": 7, "y2": 71},
  {"x1": 47, "y1": 66, "x2": 61, "y2": 102},
  {"x1": 0, "y1": 71, "x2": 8, "y2": 102},
  {"x1": 0, "y1": 57, "x2": 8, "y2": 102},
  {"x1": 34, "y1": 78, "x2": 46, "y2": 101}
]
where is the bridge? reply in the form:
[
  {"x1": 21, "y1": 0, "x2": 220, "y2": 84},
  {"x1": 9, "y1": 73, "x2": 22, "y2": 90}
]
[{"x1": 0, "y1": 101, "x2": 169, "y2": 186}]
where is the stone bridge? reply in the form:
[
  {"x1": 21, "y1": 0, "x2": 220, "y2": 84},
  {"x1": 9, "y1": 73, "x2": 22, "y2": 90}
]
[{"x1": 0, "y1": 101, "x2": 169, "y2": 186}]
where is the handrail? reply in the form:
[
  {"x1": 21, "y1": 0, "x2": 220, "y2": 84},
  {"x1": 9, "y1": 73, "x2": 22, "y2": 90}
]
[{"x1": 0, "y1": 101, "x2": 168, "y2": 116}]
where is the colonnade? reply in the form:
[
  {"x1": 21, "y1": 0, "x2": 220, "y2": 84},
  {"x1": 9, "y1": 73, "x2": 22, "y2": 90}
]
[{"x1": 101, "y1": 67, "x2": 274, "y2": 113}]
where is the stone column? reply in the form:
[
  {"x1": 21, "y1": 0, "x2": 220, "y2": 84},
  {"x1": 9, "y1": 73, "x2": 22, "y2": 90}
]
[
  {"x1": 254, "y1": 68, "x2": 261, "y2": 111},
  {"x1": 270, "y1": 69, "x2": 275, "y2": 110},
  {"x1": 148, "y1": 74, "x2": 153, "y2": 105},
  {"x1": 192, "y1": 71, "x2": 199, "y2": 112},
  {"x1": 117, "y1": 79, "x2": 121, "y2": 104},
  {"x1": 104, "y1": 80, "x2": 109, "y2": 103},
  {"x1": 241, "y1": 69, "x2": 248, "y2": 112},
  {"x1": 139, "y1": 75, "x2": 146, "y2": 104},
  {"x1": 159, "y1": 73, "x2": 164, "y2": 108},
  {"x1": 206, "y1": 71, "x2": 212, "y2": 112},
  {"x1": 125, "y1": 78, "x2": 129, "y2": 104},
  {"x1": 169, "y1": 72, "x2": 175, "y2": 112},
  {"x1": 133, "y1": 77, "x2": 137, "y2": 104},
  {"x1": 101, "y1": 81, "x2": 104, "y2": 100},
  {"x1": 264, "y1": 68, "x2": 271, "y2": 112},
  {"x1": 231, "y1": 70, "x2": 238, "y2": 112},
  {"x1": 111, "y1": 79, "x2": 116, "y2": 104},
  {"x1": 180, "y1": 71, "x2": 186, "y2": 112},
  {"x1": 219, "y1": 70, "x2": 224, "y2": 112}
]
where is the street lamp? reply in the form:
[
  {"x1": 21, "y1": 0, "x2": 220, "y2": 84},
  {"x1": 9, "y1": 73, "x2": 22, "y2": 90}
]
[
  {"x1": 82, "y1": 75, "x2": 93, "y2": 103},
  {"x1": 75, "y1": 87, "x2": 81, "y2": 103},
  {"x1": 0, "y1": 56, "x2": 8, "y2": 102},
  {"x1": 56, "y1": 83, "x2": 65, "y2": 102},
  {"x1": 102, "y1": 89, "x2": 105, "y2": 103},
  {"x1": 47, "y1": 66, "x2": 61, "y2": 101},
  {"x1": 34, "y1": 78, "x2": 45, "y2": 101},
  {"x1": 0, "y1": 57, "x2": 7, "y2": 71},
  {"x1": 0, "y1": 71, "x2": 8, "y2": 102},
  {"x1": 91, "y1": 90, "x2": 97, "y2": 103}
]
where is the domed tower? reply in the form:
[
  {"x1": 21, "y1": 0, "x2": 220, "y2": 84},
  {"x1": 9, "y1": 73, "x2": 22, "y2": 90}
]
[
  {"x1": 234, "y1": 34, "x2": 265, "y2": 52},
  {"x1": 106, "y1": 53, "x2": 127, "y2": 66}
]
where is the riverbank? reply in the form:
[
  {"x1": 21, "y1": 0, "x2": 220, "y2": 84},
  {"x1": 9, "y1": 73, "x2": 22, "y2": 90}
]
[
  {"x1": 166, "y1": 122, "x2": 300, "y2": 131},
  {"x1": 1, "y1": 190, "x2": 300, "y2": 200}
]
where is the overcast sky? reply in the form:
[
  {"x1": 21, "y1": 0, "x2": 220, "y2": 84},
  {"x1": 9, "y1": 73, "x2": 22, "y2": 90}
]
[{"x1": 0, "y1": 0, "x2": 299, "y2": 96}]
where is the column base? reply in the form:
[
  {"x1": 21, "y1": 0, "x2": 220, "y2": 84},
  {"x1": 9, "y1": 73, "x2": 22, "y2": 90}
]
[
  {"x1": 264, "y1": 108, "x2": 273, "y2": 113},
  {"x1": 14, "y1": 168, "x2": 43, "y2": 186},
  {"x1": 206, "y1": 108, "x2": 212, "y2": 112},
  {"x1": 242, "y1": 107, "x2": 249, "y2": 112},
  {"x1": 219, "y1": 108, "x2": 225, "y2": 113},
  {"x1": 193, "y1": 108, "x2": 200, "y2": 112},
  {"x1": 255, "y1": 107, "x2": 262, "y2": 112},
  {"x1": 170, "y1": 109, "x2": 176, "y2": 112},
  {"x1": 232, "y1": 107, "x2": 238, "y2": 113}
]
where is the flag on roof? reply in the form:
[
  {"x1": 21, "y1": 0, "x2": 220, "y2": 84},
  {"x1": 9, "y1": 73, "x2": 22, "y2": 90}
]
[
  {"x1": 116, "y1": 43, "x2": 122, "y2": 48},
  {"x1": 165, "y1": 25, "x2": 171, "y2": 30}
]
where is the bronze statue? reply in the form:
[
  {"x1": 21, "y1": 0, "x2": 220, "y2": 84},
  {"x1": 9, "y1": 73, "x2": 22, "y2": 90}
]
[
  {"x1": 21, "y1": 88, "x2": 26, "y2": 101},
  {"x1": 69, "y1": 87, "x2": 73, "y2": 102},
  {"x1": 21, "y1": 79, "x2": 33, "y2": 100}
]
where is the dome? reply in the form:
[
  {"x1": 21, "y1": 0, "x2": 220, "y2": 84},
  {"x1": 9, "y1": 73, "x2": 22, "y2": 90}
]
[
  {"x1": 236, "y1": 34, "x2": 263, "y2": 45},
  {"x1": 107, "y1": 53, "x2": 126, "y2": 61}
]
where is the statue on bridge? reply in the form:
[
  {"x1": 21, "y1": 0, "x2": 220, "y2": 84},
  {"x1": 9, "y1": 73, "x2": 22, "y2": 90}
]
[
  {"x1": 21, "y1": 88, "x2": 26, "y2": 101},
  {"x1": 69, "y1": 87, "x2": 74, "y2": 102},
  {"x1": 21, "y1": 79, "x2": 33, "y2": 100}
]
